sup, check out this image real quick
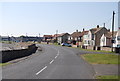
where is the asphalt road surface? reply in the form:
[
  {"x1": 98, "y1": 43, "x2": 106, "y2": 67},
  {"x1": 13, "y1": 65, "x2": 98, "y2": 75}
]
[{"x1": 2, "y1": 44, "x2": 95, "y2": 79}]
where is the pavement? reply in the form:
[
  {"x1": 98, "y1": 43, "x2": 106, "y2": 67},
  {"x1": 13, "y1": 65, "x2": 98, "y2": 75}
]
[
  {"x1": 93, "y1": 64, "x2": 118, "y2": 76},
  {"x1": 2, "y1": 44, "x2": 118, "y2": 79}
]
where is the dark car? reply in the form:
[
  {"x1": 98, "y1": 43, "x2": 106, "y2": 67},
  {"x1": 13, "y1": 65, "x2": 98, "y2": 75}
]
[
  {"x1": 117, "y1": 45, "x2": 120, "y2": 48},
  {"x1": 61, "y1": 43, "x2": 72, "y2": 47}
]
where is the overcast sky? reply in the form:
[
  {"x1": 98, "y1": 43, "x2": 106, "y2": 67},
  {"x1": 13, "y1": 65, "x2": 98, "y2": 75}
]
[{"x1": 0, "y1": 2, "x2": 118, "y2": 37}]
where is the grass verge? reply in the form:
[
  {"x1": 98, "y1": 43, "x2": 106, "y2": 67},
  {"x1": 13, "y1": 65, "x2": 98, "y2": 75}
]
[
  {"x1": 96, "y1": 75, "x2": 119, "y2": 79},
  {"x1": 81, "y1": 54, "x2": 119, "y2": 64},
  {"x1": 0, "y1": 63, "x2": 11, "y2": 66},
  {"x1": 80, "y1": 48, "x2": 115, "y2": 53}
]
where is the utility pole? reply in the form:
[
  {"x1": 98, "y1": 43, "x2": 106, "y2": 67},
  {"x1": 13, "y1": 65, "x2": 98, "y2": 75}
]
[
  {"x1": 56, "y1": 30, "x2": 58, "y2": 43},
  {"x1": 103, "y1": 23, "x2": 105, "y2": 27},
  {"x1": 111, "y1": 11, "x2": 115, "y2": 52},
  {"x1": 39, "y1": 33, "x2": 41, "y2": 43}
]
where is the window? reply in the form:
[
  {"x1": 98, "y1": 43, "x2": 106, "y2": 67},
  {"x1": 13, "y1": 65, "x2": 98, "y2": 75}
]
[
  {"x1": 117, "y1": 36, "x2": 120, "y2": 40},
  {"x1": 92, "y1": 34, "x2": 94, "y2": 40},
  {"x1": 102, "y1": 38, "x2": 105, "y2": 42}
]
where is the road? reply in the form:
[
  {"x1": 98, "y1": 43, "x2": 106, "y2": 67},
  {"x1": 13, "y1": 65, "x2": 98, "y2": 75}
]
[{"x1": 2, "y1": 44, "x2": 95, "y2": 79}]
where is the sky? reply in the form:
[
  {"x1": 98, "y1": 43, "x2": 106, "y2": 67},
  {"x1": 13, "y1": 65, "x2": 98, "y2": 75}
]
[{"x1": 0, "y1": 2, "x2": 119, "y2": 37}]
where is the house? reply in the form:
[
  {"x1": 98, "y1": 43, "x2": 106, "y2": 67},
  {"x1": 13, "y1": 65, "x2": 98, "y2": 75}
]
[
  {"x1": 43, "y1": 35, "x2": 53, "y2": 42},
  {"x1": 57, "y1": 33, "x2": 70, "y2": 44},
  {"x1": 68, "y1": 30, "x2": 81, "y2": 45},
  {"x1": 79, "y1": 29, "x2": 89, "y2": 46},
  {"x1": 52, "y1": 34, "x2": 60, "y2": 43},
  {"x1": 83, "y1": 25, "x2": 108, "y2": 47},
  {"x1": 113, "y1": 29, "x2": 120, "y2": 47},
  {"x1": 100, "y1": 29, "x2": 120, "y2": 47},
  {"x1": 100, "y1": 32, "x2": 117, "y2": 47}
]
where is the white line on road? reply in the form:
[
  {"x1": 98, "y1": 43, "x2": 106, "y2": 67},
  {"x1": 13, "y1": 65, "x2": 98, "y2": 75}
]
[
  {"x1": 36, "y1": 66, "x2": 47, "y2": 75},
  {"x1": 55, "y1": 55, "x2": 58, "y2": 59},
  {"x1": 50, "y1": 59, "x2": 54, "y2": 64}
]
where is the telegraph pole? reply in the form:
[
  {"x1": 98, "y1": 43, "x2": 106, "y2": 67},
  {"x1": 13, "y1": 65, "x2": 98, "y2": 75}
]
[
  {"x1": 56, "y1": 30, "x2": 58, "y2": 43},
  {"x1": 111, "y1": 11, "x2": 115, "y2": 52},
  {"x1": 39, "y1": 33, "x2": 41, "y2": 43},
  {"x1": 103, "y1": 23, "x2": 105, "y2": 27}
]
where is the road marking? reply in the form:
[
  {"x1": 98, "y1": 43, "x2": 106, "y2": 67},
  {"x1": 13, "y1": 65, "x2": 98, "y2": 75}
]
[
  {"x1": 55, "y1": 55, "x2": 58, "y2": 59},
  {"x1": 50, "y1": 59, "x2": 54, "y2": 64},
  {"x1": 36, "y1": 66, "x2": 47, "y2": 75}
]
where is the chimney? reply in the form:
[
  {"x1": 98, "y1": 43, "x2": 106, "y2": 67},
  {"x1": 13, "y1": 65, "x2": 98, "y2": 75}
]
[
  {"x1": 97, "y1": 25, "x2": 99, "y2": 28},
  {"x1": 76, "y1": 30, "x2": 78, "y2": 32},
  {"x1": 83, "y1": 28, "x2": 85, "y2": 31}
]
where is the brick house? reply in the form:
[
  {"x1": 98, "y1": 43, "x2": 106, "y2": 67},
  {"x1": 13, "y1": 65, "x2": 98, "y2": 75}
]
[{"x1": 83, "y1": 25, "x2": 108, "y2": 46}]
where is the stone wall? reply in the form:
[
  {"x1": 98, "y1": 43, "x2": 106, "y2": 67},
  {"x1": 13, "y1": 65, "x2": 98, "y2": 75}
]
[{"x1": 0, "y1": 44, "x2": 38, "y2": 63}]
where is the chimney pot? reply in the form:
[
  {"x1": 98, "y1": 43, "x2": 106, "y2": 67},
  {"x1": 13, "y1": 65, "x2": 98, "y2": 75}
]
[
  {"x1": 83, "y1": 28, "x2": 85, "y2": 31},
  {"x1": 76, "y1": 30, "x2": 78, "y2": 32},
  {"x1": 97, "y1": 25, "x2": 99, "y2": 28}
]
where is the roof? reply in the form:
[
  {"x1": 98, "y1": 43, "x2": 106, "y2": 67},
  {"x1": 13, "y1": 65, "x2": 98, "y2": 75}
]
[
  {"x1": 57, "y1": 33, "x2": 69, "y2": 37},
  {"x1": 104, "y1": 31, "x2": 117, "y2": 38},
  {"x1": 71, "y1": 32, "x2": 81, "y2": 37},
  {"x1": 43, "y1": 35, "x2": 53, "y2": 37},
  {"x1": 90, "y1": 27, "x2": 103, "y2": 34},
  {"x1": 79, "y1": 31, "x2": 89, "y2": 36},
  {"x1": 53, "y1": 34, "x2": 60, "y2": 37}
]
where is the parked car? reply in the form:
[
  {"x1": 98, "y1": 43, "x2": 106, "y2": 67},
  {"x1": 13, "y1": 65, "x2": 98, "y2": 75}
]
[{"x1": 61, "y1": 43, "x2": 72, "y2": 47}]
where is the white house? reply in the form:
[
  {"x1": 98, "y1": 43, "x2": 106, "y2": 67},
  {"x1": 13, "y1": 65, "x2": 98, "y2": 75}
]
[
  {"x1": 57, "y1": 33, "x2": 70, "y2": 44},
  {"x1": 100, "y1": 32, "x2": 113, "y2": 47},
  {"x1": 113, "y1": 29, "x2": 120, "y2": 47},
  {"x1": 83, "y1": 31, "x2": 95, "y2": 46}
]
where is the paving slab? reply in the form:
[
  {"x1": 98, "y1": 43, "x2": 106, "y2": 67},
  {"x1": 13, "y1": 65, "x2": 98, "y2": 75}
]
[{"x1": 93, "y1": 64, "x2": 119, "y2": 76}]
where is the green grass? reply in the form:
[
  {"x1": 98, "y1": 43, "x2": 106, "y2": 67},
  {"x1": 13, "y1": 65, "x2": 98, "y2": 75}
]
[
  {"x1": 0, "y1": 63, "x2": 11, "y2": 66},
  {"x1": 0, "y1": 41, "x2": 14, "y2": 44},
  {"x1": 79, "y1": 48, "x2": 115, "y2": 53},
  {"x1": 81, "y1": 54, "x2": 119, "y2": 64},
  {"x1": 96, "y1": 75, "x2": 119, "y2": 79}
]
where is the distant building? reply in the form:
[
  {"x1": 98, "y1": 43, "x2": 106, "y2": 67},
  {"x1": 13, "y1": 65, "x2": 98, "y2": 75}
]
[
  {"x1": 68, "y1": 30, "x2": 81, "y2": 44},
  {"x1": 43, "y1": 35, "x2": 53, "y2": 42},
  {"x1": 19, "y1": 36, "x2": 42, "y2": 42},
  {"x1": 0, "y1": 36, "x2": 10, "y2": 41}
]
